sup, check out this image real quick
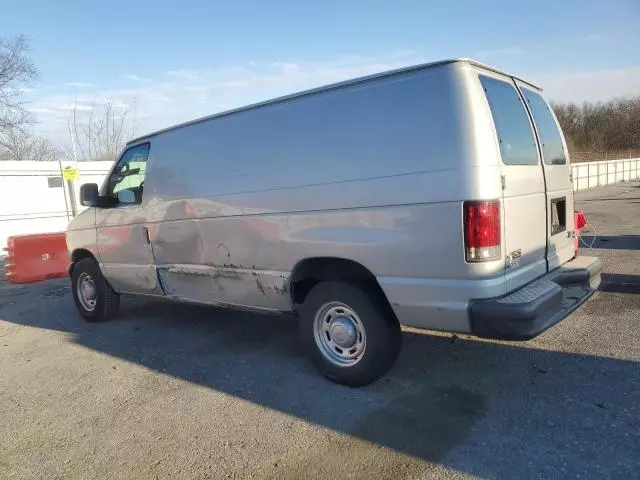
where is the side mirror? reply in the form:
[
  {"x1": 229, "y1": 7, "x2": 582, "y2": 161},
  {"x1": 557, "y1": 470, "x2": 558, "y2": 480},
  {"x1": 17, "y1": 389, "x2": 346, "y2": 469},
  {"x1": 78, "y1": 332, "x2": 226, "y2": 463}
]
[
  {"x1": 80, "y1": 183, "x2": 99, "y2": 207},
  {"x1": 116, "y1": 189, "x2": 136, "y2": 204}
]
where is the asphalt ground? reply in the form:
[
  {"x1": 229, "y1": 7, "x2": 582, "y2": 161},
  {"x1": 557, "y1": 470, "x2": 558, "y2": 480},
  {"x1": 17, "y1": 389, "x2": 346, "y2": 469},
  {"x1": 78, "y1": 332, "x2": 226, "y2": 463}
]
[{"x1": 1, "y1": 182, "x2": 638, "y2": 479}]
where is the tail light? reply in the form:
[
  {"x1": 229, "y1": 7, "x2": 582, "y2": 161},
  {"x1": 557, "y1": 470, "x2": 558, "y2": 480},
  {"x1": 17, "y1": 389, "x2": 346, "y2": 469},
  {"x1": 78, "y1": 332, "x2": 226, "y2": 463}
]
[{"x1": 464, "y1": 200, "x2": 501, "y2": 262}]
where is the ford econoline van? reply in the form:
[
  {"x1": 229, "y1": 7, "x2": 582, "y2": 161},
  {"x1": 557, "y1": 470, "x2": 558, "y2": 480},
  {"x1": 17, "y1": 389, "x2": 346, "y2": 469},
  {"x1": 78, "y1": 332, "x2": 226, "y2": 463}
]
[{"x1": 66, "y1": 59, "x2": 601, "y2": 386}]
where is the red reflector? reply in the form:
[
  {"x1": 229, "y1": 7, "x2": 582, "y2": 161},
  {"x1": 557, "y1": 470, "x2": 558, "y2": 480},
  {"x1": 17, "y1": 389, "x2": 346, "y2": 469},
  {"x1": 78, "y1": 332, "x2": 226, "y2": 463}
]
[{"x1": 464, "y1": 201, "x2": 501, "y2": 262}]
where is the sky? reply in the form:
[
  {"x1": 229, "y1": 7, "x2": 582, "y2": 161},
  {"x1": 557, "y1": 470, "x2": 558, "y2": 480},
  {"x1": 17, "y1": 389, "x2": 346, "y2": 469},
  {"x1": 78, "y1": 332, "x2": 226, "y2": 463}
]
[{"x1": 2, "y1": 0, "x2": 639, "y2": 146}]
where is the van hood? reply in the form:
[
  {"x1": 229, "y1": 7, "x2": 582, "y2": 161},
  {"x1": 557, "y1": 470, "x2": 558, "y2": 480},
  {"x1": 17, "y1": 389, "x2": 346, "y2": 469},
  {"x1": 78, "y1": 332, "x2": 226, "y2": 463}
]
[{"x1": 67, "y1": 208, "x2": 95, "y2": 232}]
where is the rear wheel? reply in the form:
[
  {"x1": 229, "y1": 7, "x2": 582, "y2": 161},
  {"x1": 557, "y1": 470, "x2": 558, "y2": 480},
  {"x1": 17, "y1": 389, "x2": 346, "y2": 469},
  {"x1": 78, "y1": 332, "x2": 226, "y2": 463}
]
[
  {"x1": 299, "y1": 281, "x2": 401, "y2": 386},
  {"x1": 71, "y1": 257, "x2": 120, "y2": 322}
]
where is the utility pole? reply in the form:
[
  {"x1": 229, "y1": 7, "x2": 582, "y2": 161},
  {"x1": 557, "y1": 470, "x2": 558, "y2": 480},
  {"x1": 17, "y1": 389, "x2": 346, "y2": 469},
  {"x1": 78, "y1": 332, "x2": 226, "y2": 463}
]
[{"x1": 67, "y1": 121, "x2": 80, "y2": 217}]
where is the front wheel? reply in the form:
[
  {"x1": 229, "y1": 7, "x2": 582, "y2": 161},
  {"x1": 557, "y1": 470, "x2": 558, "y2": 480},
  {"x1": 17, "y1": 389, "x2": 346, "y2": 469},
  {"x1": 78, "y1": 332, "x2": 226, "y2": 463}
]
[
  {"x1": 71, "y1": 257, "x2": 120, "y2": 322},
  {"x1": 299, "y1": 281, "x2": 401, "y2": 386}
]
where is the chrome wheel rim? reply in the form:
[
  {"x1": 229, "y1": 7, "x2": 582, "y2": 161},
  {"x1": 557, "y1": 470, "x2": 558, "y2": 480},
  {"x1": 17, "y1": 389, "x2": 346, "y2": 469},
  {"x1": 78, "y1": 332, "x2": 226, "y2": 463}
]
[
  {"x1": 313, "y1": 302, "x2": 366, "y2": 367},
  {"x1": 77, "y1": 273, "x2": 97, "y2": 312}
]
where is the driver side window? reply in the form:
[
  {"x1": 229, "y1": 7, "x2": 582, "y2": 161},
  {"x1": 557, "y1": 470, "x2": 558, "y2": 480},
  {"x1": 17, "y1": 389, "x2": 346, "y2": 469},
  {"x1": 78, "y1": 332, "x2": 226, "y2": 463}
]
[{"x1": 106, "y1": 143, "x2": 150, "y2": 205}]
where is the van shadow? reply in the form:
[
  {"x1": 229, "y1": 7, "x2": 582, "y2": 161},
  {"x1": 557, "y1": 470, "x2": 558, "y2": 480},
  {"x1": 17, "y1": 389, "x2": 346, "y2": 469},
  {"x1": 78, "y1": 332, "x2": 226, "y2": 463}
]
[
  {"x1": 580, "y1": 197, "x2": 640, "y2": 202},
  {"x1": 581, "y1": 234, "x2": 640, "y2": 250},
  {"x1": 1, "y1": 280, "x2": 639, "y2": 477},
  {"x1": 600, "y1": 273, "x2": 640, "y2": 294}
]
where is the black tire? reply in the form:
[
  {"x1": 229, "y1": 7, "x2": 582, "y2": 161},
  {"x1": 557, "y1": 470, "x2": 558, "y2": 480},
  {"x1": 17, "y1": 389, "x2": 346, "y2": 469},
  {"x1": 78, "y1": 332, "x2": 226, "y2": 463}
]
[
  {"x1": 299, "y1": 281, "x2": 401, "y2": 387},
  {"x1": 71, "y1": 257, "x2": 120, "y2": 322}
]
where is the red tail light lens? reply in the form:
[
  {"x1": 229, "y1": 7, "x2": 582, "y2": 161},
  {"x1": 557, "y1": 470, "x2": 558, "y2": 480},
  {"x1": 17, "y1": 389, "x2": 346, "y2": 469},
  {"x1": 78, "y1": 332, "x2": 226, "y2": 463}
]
[{"x1": 464, "y1": 200, "x2": 501, "y2": 262}]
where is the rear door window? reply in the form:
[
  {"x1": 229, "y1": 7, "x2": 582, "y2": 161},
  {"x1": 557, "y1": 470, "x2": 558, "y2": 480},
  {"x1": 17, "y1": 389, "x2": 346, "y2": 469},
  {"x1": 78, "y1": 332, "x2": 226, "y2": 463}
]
[
  {"x1": 480, "y1": 75, "x2": 538, "y2": 165},
  {"x1": 521, "y1": 89, "x2": 566, "y2": 165}
]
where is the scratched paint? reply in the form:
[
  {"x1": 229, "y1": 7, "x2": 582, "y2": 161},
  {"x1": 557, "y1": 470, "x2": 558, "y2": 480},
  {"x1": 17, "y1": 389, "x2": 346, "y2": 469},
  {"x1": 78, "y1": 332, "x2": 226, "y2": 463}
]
[{"x1": 158, "y1": 264, "x2": 291, "y2": 311}]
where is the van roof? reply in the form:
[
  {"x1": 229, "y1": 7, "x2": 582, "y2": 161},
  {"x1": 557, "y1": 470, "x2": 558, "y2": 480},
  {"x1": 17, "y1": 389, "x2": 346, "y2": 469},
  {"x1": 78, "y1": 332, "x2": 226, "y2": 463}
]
[{"x1": 128, "y1": 58, "x2": 542, "y2": 145}]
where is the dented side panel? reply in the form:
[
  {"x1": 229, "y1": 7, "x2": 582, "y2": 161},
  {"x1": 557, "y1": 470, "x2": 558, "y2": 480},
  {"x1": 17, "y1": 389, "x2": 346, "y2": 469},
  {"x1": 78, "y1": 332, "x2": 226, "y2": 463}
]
[
  {"x1": 146, "y1": 194, "x2": 498, "y2": 325},
  {"x1": 95, "y1": 204, "x2": 163, "y2": 295},
  {"x1": 156, "y1": 264, "x2": 290, "y2": 311}
]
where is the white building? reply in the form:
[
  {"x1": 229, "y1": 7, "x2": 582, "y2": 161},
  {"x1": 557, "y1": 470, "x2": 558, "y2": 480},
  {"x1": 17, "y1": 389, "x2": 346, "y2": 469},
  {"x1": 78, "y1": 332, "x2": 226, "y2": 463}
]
[{"x1": 0, "y1": 161, "x2": 112, "y2": 250}]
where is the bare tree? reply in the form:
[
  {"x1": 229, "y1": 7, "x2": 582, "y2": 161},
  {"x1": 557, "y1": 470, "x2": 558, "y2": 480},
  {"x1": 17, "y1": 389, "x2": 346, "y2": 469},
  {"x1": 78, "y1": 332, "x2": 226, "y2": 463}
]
[
  {"x1": 0, "y1": 128, "x2": 59, "y2": 161},
  {"x1": 552, "y1": 96, "x2": 640, "y2": 157},
  {"x1": 67, "y1": 97, "x2": 138, "y2": 162},
  {"x1": 0, "y1": 35, "x2": 38, "y2": 133}
]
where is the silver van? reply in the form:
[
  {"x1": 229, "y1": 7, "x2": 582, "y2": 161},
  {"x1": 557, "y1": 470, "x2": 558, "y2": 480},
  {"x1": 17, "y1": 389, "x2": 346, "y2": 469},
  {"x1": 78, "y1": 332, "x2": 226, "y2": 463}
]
[{"x1": 66, "y1": 58, "x2": 601, "y2": 386}]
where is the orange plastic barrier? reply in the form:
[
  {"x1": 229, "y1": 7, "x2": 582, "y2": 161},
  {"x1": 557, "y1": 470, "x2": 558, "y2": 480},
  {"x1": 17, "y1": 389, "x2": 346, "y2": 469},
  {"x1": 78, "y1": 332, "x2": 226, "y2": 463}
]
[
  {"x1": 4, "y1": 232, "x2": 69, "y2": 284},
  {"x1": 574, "y1": 211, "x2": 588, "y2": 251}
]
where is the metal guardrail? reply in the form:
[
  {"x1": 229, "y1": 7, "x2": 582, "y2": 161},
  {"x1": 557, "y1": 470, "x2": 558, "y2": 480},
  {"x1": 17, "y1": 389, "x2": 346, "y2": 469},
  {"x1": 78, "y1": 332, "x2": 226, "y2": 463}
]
[{"x1": 571, "y1": 158, "x2": 640, "y2": 191}]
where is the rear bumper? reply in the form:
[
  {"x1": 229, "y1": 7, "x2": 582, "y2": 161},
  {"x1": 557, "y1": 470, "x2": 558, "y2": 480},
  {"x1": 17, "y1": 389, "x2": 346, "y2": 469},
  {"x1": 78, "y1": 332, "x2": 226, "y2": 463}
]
[{"x1": 469, "y1": 256, "x2": 602, "y2": 340}]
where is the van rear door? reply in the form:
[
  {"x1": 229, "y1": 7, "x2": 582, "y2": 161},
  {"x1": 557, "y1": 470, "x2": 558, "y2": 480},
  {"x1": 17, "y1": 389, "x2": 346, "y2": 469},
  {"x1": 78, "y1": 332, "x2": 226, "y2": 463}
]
[
  {"x1": 479, "y1": 75, "x2": 547, "y2": 290},
  {"x1": 517, "y1": 84, "x2": 576, "y2": 270}
]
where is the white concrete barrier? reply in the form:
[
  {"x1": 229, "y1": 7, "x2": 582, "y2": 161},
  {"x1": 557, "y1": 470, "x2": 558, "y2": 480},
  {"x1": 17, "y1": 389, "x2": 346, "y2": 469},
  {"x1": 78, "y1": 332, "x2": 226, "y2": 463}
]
[{"x1": 572, "y1": 158, "x2": 640, "y2": 191}]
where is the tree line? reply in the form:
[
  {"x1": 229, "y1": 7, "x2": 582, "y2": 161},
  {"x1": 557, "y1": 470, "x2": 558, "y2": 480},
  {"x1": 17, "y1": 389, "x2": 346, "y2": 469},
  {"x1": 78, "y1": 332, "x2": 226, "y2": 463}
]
[
  {"x1": 1, "y1": 35, "x2": 639, "y2": 162},
  {"x1": 552, "y1": 97, "x2": 640, "y2": 156}
]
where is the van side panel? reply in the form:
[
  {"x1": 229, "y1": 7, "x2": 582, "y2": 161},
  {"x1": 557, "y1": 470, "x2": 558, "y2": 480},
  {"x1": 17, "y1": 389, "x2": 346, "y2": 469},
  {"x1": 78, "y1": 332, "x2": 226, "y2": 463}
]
[
  {"x1": 147, "y1": 66, "x2": 464, "y2": 201},
  {"x1": 143, "y1": 63, "x2": 504, "y2": 331}
]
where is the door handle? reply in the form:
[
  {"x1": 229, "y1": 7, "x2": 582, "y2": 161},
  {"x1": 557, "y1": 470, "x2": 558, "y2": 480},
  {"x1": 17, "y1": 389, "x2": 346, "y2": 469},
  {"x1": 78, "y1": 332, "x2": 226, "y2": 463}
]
[{"x1": 143, "y1": 227, "x2": 151, "y2": 244}]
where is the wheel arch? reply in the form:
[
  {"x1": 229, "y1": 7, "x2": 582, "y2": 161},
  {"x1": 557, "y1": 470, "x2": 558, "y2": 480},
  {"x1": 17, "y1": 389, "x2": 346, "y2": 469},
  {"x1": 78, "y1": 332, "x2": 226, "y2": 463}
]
[
  {"x1": 289, "y1": 257, "x2": 394, "y2": 313},
  {"x1": 69, "y1": 248, "x2": 97, "y2": 276}
]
